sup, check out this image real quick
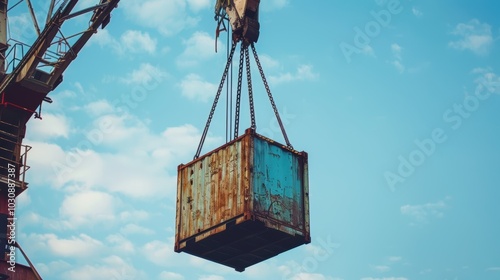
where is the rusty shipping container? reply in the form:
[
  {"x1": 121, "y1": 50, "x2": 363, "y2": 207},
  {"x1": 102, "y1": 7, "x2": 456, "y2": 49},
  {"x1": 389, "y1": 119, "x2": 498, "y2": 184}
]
[{"x1": 175, "y1": 128, "x2": 310, "y2": 272}]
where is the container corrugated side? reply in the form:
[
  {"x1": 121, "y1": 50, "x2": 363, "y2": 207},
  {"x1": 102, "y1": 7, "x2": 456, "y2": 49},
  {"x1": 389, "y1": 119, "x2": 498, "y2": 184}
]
[
  {"x1": 251, "y1": 134, "x2": 309, "y2": 239},
  {"x1": 176, "y1": 133, "x2": 251, "y2": 247}
]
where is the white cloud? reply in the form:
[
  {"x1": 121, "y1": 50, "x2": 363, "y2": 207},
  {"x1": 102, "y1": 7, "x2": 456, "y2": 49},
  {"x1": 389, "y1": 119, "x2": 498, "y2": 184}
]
[
  {"x1": 244, "y1": 261, "x2": 282, "y2": 279},
  {"x1": 401, "y1": 197, "x2": 450, "y2": 224},
  {"x1": 20, "y1": 211, "x2": 66, "y2": 231},
  {"x1": 120, "y1": 30, "x2": 157, "y2": 54},
  {"x1": 90, "y1": 29, "x2": 119, "y2": 49},
  {"x1": 392, "y1": 60, "x2": 405, "y2": 73},
  {"x1": 177, "y1": 32, "x2": 222, "y2": 67},
  {"x1": 390, "y1": 44, "x2": 404, "y2": 73},
  {"x1": 8, "y1": 13, "x2": 37, "y2": 42},
  {"x1": 375, "y1": 0, "x2": 388, "y2": 6},
  {"x1": 61, "y1": 255, "x2": 144, "y2": 280},
  {"x1": 84, "y1": 100, "x2": 115, "y2": 117},
  {"x1": 22, "y1": 140, "x2": 66, "y2": 186},
  {"x1": 119, "y1": 210, "x2": 150, "y2": 221},
  {"x1": 27, "y1": 113, "x2": 70, "y2": 140},
  {"x1": 259, "y1": 54, "x2": 280, "y2": 69},
  {"x1": 361, "y1": 45, "x2": 375, "y2": 57},
  {"x1": 59, "y1": 190, "x2": 119, "y2": 228},
  {"x1": 106, "y1": 234, "x2": 135, "y2": 255},
  {"x1": 187, "y1": 255, "x2": 235, "y2": 274},
  {"x1": 36, "y1": 260, "x2": 72, "y2": 279},
  {"x1": 160, "y1": 271, "x2": 185, "y2": 280},
  {"x1": 122, "y1": 0, "x2": 199, "y2": 36},
  {"x1": 412, "y1": 7, "x2": 423, "y2": 17},
  {"x1": 29, "y1": 105, "x2": 219, "y2": 199},
  {"x1": 16, "y1": 191, "x2": 31, "y2": 208},
  {"x1": 143, "y1": 239, "x2": 179, "y2": 267},
  {"x1": 46, "y1": 233, "x2": 104, "y2": 258},
  {"x1": 120, "y1": 223, "x2": 155, "y2": 235},
  {"x1": 75, "y1": 0, "x2": 97, "y2": 11},
  {"x1": 361, "y1": 278, "x2": 408, "y2": 280},
  {"x1": 179, "y1": 74, "x2": 217, "y2": 102},
  {"x1": 199, "y1": 276, "x2": 224, "y2": 280},
  {"x1": 278, "y1": 260, "x2": 339, "y2": 280},
  {"x1": 449, "y1": 19, "x2": 493, "y2": 55},
  {"x1": 419, "y1": 269, "x2": 432, "y2": 274},
  {"x1": 91, "y1": 29, "x2": 157, "y2": 55},
  {"x1": 391, "y1": 44, "x2": 402, "y2": 60},
  {"x1": 388, "y1": 256, "x2": 402, "y2": 262},
  {"x1": 261, "y1": 0, "x2": 289, "y2": 12},
  {"x1": 187, "y1": 0, "x2": 211, "y2": 12},
  {"x1": 473, "y1": 70, "x2": 500, "y2": 95},
  {"x1": 487, "y1": 267, "x2": 500, "y2": 271},
  {"x1": 270, "y1": 64, "x2": 319, "y2": 85},
  {"x1": 372, "y1": 265, "x2": 391, "y2": 272},
  {"x1": 288, "y1": 273, "x2": 334, "y2": 280},
  {"x1": 119, "y1": 63, "x2": 169, "y2": 85}
]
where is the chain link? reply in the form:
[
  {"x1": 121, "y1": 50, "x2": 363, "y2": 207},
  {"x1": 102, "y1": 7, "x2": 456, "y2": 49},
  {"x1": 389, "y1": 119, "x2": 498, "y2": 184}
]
[
  {"x1": 194, "y1": 42, "x2": 237, "y2": 159},
  {"x1": 250, "y1": 43, "x2": 293, "y2": 149},
  {"x1": 233, "y1": 44, "x2": 245, "y2": 139},
  {"x1": 245, "y1": 46, "x2": 256, "y2": 130}
]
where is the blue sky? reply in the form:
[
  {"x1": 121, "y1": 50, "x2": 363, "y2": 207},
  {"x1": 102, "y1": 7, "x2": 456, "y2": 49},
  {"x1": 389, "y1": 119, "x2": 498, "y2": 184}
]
[{"x1": 6, "y1": 0, "x2": 500, "y2": 279}]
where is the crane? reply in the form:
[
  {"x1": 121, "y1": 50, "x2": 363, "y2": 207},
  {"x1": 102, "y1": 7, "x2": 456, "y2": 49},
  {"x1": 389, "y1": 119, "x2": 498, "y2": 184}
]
[{"x1": 0, "y1": 1, "x2": 119, "y2": 279}]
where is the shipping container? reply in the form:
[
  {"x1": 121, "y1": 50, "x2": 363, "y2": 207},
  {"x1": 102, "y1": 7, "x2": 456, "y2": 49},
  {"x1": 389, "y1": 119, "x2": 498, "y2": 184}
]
[{"x1": 175, "y1": 128, "x2": 310, "y2": 272}]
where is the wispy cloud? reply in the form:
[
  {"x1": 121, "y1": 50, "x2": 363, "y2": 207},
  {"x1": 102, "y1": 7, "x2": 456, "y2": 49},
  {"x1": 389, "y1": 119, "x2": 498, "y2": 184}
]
[
  {"x1": 487, "y1": 267, "x2": 500, "y2": 271},
  {"x1": 362, "y1": 45, "x2": 376, "y2": 57},
  {"x1": 449, "y1": 19, "x2": 493, "y2": 55},
  {"x1": 122, "y1": 0, "x2": 199, "y2": 36},
  {"x1": 119, "y1": 63, "x2": 169, "y2": 85},
  {"x1": 289, "y1": 273, "x2": 333, "y2": 280},
  {"x1": 28, "y1": 113, "x2": 71, "y2": 140},
  {"x1": 371, "y1": 265, "x2": 391, "y2": 272},
  {"x1": 186, "y1": 0, "x2": 211, "y2": 12},
  {"x1": 91, "y1": 29, "x2": 157, "y2": 55},
  {"x1": 388, "y1": 256, "x2": 402, "y2": 262},
  {"x1": 179, "y1": 73, "x2": 217, "y2": 102},
  {"x1": 390, "y1": 43, "x2": 405, "y2": 73},
  {"x1": 412, "y1": 7, "x2": 423, "y2": 17},
  {"x1": 177, "y1": 31, "x2": 223, "y2": 68},
  {"x1": 400, "y1": 197, "x2": 451, "y2": 225},
  {"x1": 159, "y1": 271, "x2": 185, "y2": 280},
  {"x1": 361, "y1": 277, "x2": 408, "y2": 280},
  {"x1": 261, "y1": 0, "x2": 289, "y2": 12},
  {"x1": 269, "y1": 64, "x2": 319, "y2": 85}
]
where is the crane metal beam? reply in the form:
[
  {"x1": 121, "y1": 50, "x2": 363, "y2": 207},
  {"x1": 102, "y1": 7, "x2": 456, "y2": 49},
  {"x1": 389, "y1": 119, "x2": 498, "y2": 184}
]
[
  {"x1": 14, "y1": 0, "x2": 79, "y2": 86},
  {"x1": 25, "y1": 0, "x2": 41, "y2": 37},
  {"x1": 49, "y1": 0, "x2": 120, "y2": 86}
]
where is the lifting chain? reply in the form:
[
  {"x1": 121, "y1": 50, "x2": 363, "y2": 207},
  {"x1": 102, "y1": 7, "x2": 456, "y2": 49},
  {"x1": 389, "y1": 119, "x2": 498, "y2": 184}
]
[
  {"x1": 245, "y1": 46, "x2": 256, "y2": 130},
  {"x1": 233, "y1": 44, "x2": 245, "y2": 140},
  {"x1": 194, "y1": 42, "x2": 237, "y2": 159},
  {"x1": 250, "y1": 43, "x2": 293, "y2": 149},
  {"x1": 194, "y1": 41, "x2": 294, "y2": 159}
]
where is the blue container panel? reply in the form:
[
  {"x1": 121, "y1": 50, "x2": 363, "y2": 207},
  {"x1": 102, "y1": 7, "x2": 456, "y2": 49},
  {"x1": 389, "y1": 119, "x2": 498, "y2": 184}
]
[{"x1": 252, "y1": 136, "x2": 305, "y2": 231}]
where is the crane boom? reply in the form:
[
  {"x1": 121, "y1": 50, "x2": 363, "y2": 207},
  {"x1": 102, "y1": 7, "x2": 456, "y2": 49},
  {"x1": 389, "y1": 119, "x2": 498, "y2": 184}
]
[{"x1": 0, "y1": 1, "x2": 120, "y2": 279}]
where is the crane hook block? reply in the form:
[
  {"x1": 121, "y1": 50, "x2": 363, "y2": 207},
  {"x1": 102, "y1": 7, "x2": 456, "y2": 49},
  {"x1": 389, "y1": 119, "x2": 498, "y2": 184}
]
[{"x1": 217, "y1": 0, "x2": 260, "y2": 45}]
